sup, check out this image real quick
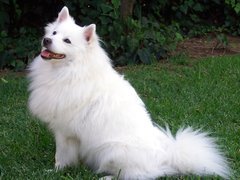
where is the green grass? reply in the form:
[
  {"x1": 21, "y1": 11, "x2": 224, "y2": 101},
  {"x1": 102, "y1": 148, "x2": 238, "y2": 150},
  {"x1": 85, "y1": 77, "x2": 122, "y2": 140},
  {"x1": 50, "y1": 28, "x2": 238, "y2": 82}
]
[{"x1": 0, "y1": 55, "x2": 239, "y2": 179}]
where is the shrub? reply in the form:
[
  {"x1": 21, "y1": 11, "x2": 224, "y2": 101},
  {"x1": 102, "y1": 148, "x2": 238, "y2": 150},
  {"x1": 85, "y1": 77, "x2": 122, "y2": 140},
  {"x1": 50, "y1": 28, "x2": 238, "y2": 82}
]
[
  {"x1": 0, "y1": 0, "x2": 240, "y2": 70},
  {"x1": 0, "y1": 28, "x2": 40, "y2": 70}
]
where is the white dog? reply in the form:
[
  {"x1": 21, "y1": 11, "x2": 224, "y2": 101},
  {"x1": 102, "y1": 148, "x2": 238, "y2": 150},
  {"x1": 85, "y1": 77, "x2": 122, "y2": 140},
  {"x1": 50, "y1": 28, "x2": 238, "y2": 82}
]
[{"x1": 28, "y1": 7, "x2": 230, "y2": 179}]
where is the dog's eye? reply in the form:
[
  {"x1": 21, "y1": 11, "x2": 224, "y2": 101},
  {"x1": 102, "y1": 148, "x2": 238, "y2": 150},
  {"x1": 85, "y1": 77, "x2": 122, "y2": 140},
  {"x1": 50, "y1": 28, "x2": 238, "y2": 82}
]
[
  {"x1": 63, "y1": 38, "x2": 71, "y2": 44},
  {"x1": 53, "y1": 31, "x2": 57, "y2": 35}
]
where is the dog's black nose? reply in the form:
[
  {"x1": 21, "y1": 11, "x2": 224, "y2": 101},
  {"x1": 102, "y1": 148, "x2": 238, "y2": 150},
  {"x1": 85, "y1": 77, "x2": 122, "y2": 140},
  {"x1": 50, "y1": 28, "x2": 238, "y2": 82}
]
[{"x1": 43, "y1": 38, "x2": 52, "y2": 47}]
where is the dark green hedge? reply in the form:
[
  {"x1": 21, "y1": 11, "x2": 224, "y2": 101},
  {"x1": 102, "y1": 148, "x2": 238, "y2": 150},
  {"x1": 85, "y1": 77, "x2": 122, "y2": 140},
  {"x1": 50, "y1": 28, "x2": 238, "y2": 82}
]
[{"x1": 1, "y1": 0, "x2": 240, "y2": 70}]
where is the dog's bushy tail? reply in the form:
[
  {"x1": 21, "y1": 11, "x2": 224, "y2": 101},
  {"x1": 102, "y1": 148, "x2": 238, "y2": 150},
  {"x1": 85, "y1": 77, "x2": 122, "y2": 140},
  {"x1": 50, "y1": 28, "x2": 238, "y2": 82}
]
[{"x1": 164, "y1": 127, "x2": 230, "y2": 179}]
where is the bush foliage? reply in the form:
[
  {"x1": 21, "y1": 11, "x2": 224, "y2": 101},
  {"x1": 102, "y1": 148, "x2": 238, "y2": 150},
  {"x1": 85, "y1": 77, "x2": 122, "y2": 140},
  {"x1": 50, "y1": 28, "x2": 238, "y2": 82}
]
[{"x1": 1, "y1": 0, "x2": 240, "y2": 70}]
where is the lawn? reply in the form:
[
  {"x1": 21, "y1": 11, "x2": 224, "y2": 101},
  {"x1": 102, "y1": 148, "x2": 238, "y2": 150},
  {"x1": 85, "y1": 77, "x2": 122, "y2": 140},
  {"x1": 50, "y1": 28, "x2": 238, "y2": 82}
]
[{"x1": 0, "y1": 55, "x2": 239, "y2": 179}]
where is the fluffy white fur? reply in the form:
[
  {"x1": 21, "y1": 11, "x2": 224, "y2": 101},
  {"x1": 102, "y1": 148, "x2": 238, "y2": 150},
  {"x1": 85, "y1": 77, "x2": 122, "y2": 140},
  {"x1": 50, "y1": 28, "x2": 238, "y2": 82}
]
[{"x1": 28, "y1": 7, "x2": 230, "y2": 179}]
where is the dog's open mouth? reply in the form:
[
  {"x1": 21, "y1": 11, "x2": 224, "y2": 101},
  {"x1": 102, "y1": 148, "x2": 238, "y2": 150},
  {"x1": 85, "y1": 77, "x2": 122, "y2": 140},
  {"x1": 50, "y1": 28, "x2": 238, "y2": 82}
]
[{"x1": 41, "y1": 49, "x2": 65, "y2": 60}]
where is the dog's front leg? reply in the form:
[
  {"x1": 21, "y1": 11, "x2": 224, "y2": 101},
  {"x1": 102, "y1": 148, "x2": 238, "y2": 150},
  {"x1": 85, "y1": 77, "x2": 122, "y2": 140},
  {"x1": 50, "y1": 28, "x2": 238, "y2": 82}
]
[{"x1": 54, "y1": 131, "x2": 80, "y2": 170}]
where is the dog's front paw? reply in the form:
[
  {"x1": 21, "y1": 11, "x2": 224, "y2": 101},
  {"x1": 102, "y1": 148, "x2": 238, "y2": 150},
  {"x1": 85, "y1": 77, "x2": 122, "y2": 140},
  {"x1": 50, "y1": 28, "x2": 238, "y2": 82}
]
[
  {"x1": 54, "y1": 161, "x2": 66, "y2": 171},
  {"x1": 99, "y1": 176, "x2": 114, "y2": 180}
]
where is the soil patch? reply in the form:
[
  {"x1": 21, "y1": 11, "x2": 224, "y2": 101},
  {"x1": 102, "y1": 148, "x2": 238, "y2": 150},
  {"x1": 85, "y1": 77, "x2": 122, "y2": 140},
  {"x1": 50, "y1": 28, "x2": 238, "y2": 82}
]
[{"x1": 176, "y1": 34, "x2": 240, "y2": 59}]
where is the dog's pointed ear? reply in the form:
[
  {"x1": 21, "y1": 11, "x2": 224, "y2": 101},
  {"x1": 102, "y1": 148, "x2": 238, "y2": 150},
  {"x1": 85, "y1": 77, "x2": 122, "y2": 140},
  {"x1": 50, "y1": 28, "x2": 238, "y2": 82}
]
[
  {"x1": 57, "y1": 6, "x2": 69, "y2": 23},
  {"x1": 84, "y1": 24, "x2": 96, "y2": 43}
]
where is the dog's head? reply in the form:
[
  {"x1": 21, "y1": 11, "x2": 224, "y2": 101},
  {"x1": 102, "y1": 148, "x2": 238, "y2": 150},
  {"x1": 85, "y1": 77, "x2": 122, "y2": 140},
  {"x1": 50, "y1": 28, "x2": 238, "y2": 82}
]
[{"x1": 41, "y1": 7, "x2": 97, "y2": 62}]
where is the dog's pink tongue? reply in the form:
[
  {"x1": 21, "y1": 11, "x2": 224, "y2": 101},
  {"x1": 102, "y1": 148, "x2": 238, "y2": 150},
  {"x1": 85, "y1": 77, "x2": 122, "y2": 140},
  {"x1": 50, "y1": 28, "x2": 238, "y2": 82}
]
[
  {"x1": 41, "y1": 50, "x2": 52, "y2": 59},
  {"x1": 41, "y1": 50, "x2": 65, "y2": 59}
]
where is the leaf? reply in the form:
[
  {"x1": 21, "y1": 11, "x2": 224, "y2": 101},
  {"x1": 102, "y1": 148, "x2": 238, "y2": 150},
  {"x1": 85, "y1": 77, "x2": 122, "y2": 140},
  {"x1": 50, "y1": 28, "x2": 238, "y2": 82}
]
[
  {"x1": 234, "y1": 3, "x2": 240, "y2": 14},
  {"x1": 187, "y1": 0, "x2": 194, "y2": 6},
  {"x1": 100, "y1": 4, "x2": 113, "y2": 14},
  {"x1": 112, "y1": 0, "x2": 120, "y2": 9},
  {"x1": 126, "y1": 37, "x2": 139, "y2": 53},
  {"x1": 137, "y1": 48, "x2": 152, "y2": 64},
  {"x1": 156, "y1": 48, "x2": 167, "y2": 60},
  {"x1": 193, "y1": 3, "x2": 204, "y2": 12},
  {"x1": 180, "y1": 5, "x2": 188, "y2": 14},
  {"x1": 155, "y1": 32, "x2": 166, "y2": 45},
  {"x1": 1, "y1": 78, "x2": 8, "y2": 83},
  {"x1": 175, "y1": 32, "x2": 183, "y2": 42},
  {"x1": 99, "y1": 16, "x2": 111, "y2": 25}
]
